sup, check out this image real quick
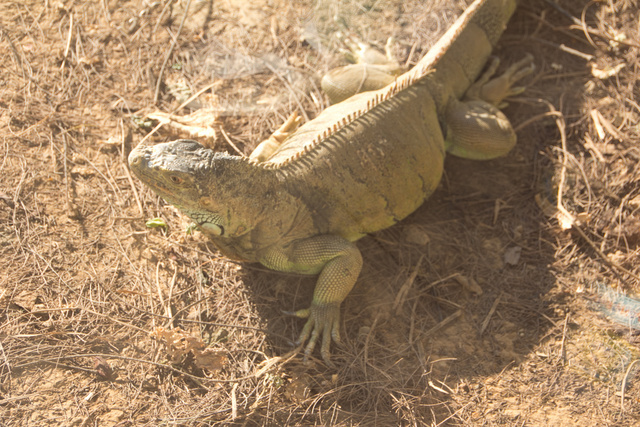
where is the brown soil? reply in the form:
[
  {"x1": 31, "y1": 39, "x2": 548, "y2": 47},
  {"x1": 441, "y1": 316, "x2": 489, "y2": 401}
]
[{"x1": 2, "y1": 0, "x2": 640, "y2": 425}]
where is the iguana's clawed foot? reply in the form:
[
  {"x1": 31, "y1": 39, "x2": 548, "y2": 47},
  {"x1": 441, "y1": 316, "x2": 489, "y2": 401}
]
[
  {"x1": 445, "y1": 55, "x2": 534, "y2": 160},
  {"x1": 466, "y1": 53, "x2": 535, "y2": 107},
  {"x1": 286, "y1": 302, "x2": 341, "y2": 367},
  {"x1": 337, "y1": 34, "x2": 399, "y2": 69}
]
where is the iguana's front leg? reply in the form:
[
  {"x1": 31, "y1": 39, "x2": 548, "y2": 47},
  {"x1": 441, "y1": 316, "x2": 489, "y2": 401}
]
[
  {"x1": 260, "y1": 235, "x2": 363, "y2": 365},
  {"x1": 249, "y1": 112, "x2": 302, "y2": 162},
  {"x1": 445, "y1": 54, "x2": 534, "y2": 160}
]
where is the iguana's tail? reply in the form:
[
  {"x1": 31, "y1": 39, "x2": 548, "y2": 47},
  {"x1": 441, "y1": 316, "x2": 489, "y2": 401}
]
[{"x1": 401, "y1": 0, "x2": 518, "y2": 99}]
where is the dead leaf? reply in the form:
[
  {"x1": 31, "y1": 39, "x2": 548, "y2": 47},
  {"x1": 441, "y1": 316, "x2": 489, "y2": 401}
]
[
  {"x1": 454, "y1": 275, "x2": 483, "y2": 295},
  {"x1": 404, "y1": 224, "x2": 430, "y2": 245},
  {"x1": 152, "y1": 327, "x2": 228, "y2": 373},
  {"x1": 630, "y1": 195, "x2": 640, "y2": 207},
  {"x1": 193, "y1": 348, "x2": 228, "y2": 372},
  {"x1": 609, "y1": 216, "x2": 640, "y2": 246},
  {"x1": 148, "y1": 107, "x2": 221, "y2": 141},
  {"x1": 11, "y1": 290, "x2": 42, "y2": 311},
  {"x1": 284, "y1": 375, "x2": 311, "y2": 403},
  {"x1": 482, "y1": 238, "x2": 505, "y2": 270},
  {"x1": 535, "y1": 193, "x2": 558, "y2": 218},
  {"x1": 93, "y1": 356, "x2": 114, "y2": 381},
  {"x1": 534, "y1": 193, "x2": 575, "y2": 230},
  {"x1": 70, "y1": 165, "x2": 96, "y2": 178},
  {"x1": 152, "y1": 327, "x2": 205, "y2": 361},
  {"x1": 503, "y1": 246, "x2": 522, "y2": 266}
]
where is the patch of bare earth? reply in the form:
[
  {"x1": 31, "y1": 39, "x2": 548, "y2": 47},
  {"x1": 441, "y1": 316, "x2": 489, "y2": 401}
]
[{"x1": 1, "y1": 0, "x2": 639, "y2": 425}]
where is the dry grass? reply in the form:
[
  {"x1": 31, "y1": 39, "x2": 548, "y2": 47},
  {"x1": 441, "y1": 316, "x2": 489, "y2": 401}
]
[{"x1": 1, "y1": 0, "x2": 640, "y2": 425}]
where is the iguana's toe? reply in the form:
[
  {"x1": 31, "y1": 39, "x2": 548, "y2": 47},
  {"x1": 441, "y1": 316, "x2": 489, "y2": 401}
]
[
  {"x1": 466, "y1": 54, "x2": 534, "y2": 106},
  {"x1": 504, "y1": 53, "x2": 535, "y2": 84},
  {"x1": 289, "y1": 302, "x2": 341, "y2": 367},
  {"x1": 476, "y1": 56, "x2": 501, "y2": 86},
  {"x1": 272, "y1": 112, "x2": 302, "y2": 142}
]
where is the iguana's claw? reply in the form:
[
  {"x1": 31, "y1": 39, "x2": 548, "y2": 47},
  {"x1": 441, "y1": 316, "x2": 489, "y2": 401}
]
[{"x1": 288, "y1": 303, "x2": 341, "y2": 367}]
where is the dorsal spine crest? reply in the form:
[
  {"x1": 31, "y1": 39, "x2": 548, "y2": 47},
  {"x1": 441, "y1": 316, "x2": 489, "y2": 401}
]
[{"x1": 249, "y1": 39, "x2": 444, "y2": 171}]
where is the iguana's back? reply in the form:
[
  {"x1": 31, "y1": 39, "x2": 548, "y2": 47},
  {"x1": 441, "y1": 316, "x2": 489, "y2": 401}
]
[
  {"x1": 271, "y1": 88, "x2": 445, "y2": 242},
  {"x1": 257, "y1": 0, "x2": 521, "y2": 240}
]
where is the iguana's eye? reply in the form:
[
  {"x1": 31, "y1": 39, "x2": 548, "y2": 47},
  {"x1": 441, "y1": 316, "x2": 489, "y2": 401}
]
[{"x1": 169, "y1": 176, "x2": 183, "y2": 184}]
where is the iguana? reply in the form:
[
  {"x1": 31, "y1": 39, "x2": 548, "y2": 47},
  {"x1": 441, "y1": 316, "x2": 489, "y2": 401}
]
[{"x1": 129, "y1": 0, "x2": 533, "y2": 365}]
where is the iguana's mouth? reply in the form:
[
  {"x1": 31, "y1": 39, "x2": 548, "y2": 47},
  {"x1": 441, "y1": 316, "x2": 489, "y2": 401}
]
[
  {"x1": 129, "y1": 143, "x2": 176, "y2": 179},
  {"x1": 127, "y1": 145, "x2": 181, "y2": 206},
  {"x1": 129, "y1": 144, "x2": 171, "y2": 170}
]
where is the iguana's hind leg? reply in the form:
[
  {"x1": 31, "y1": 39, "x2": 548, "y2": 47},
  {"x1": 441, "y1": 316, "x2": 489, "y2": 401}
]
[
  {"x1": 321, "y1": 37, "x2": 403, "y2": 104},
  {"x1": 445, "y1": 54, "x2": 534, "y2": 160},
  {"x1": 249, "y1": 112, "x2": 302, "y2": 162},
  {"x1": 260, "y1": 235, "x2": 363, "y2": 366}
]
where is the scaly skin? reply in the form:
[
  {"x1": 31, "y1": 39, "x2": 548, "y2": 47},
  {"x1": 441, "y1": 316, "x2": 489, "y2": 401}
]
[
  {"x1": 129, "y1": 0, "x2": 533, "y2": 365},
  {"x1": 320, "y1": 37, "x2": 402, "y2": 104}
]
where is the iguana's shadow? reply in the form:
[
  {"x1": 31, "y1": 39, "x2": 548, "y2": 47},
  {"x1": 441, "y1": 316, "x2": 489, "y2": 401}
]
[{"x1": 237, "y1": 137, "x2": 556, "y2": 380}]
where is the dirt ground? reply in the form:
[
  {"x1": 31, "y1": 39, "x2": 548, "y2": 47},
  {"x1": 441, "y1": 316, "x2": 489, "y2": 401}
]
[{"x1": 2, "y1": 0, "x2": 640, "y2": 425}]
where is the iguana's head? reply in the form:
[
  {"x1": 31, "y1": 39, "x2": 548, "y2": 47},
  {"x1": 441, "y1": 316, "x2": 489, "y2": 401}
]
[{"x1": 128, "y1": 140, "x2": 272, "y2": 239}]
